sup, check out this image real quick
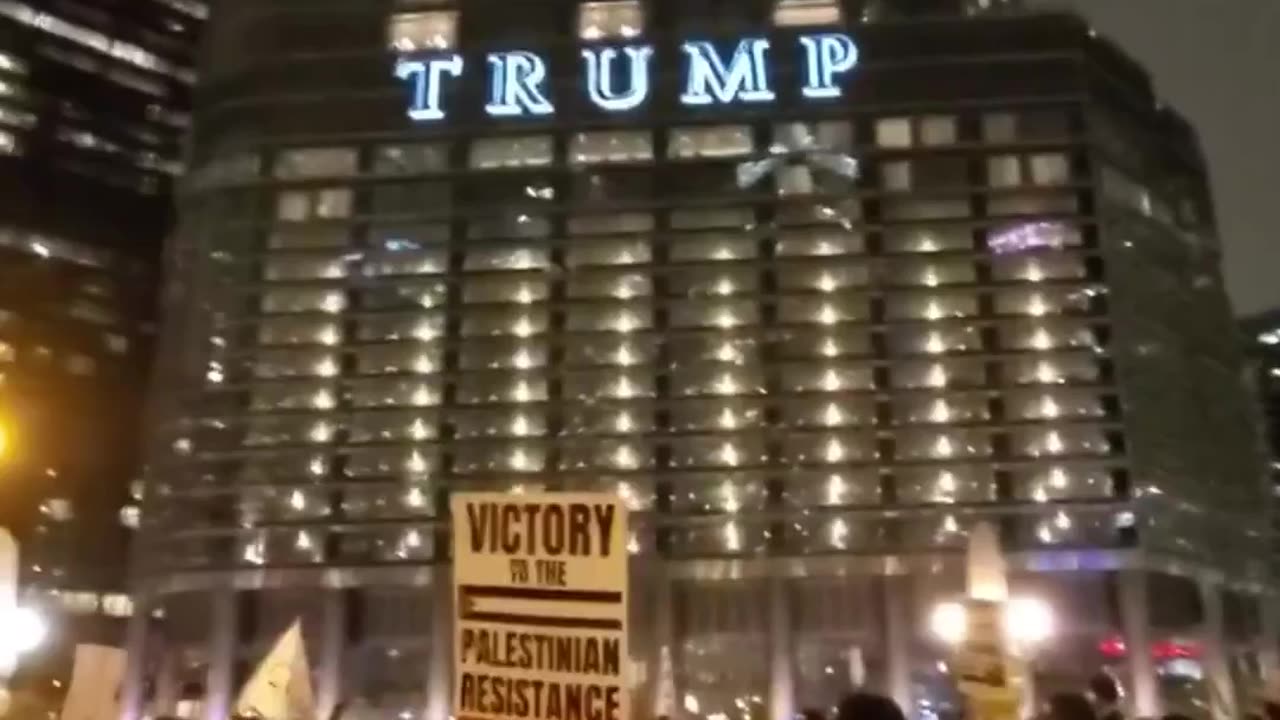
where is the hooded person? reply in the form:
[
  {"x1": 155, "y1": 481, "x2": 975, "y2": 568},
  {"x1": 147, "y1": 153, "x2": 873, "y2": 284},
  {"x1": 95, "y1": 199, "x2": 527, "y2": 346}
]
[
  {"x1": 1048, "y1": 693, "x2": 1098, "y2": 720},
  {"x1": 834, "y1": 692, "x2": 906, "y2": 720},
  {"x1": 1088, "y1": 671, "x2": 1124, "y2": 720}
]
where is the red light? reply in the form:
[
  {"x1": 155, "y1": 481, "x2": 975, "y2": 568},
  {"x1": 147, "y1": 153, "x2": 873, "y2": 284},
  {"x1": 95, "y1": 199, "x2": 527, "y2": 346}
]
[
  {"x1": 1098, "y1": 636, "x2": 1127, "y2": 658},
  {"x1": 1097, "y1": 636, "x2": 1200, "y2": 660},
  {"x1": 1152, "y1": 640, "x2": 1200, "y2": 660}
]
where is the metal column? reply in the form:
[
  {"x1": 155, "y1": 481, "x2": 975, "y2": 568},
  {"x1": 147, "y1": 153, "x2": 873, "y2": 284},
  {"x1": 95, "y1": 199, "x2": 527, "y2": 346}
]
[
  {"x1": 425, "y1": 568, "x2": 454, "y2": 720},
  {"x1": 317, "y1": 590, "x2": 347, "y2": 720},
  {"x1": 1198, "y1": 579, "x2": 1237, "y2": 720},
  {"x1": 651, "y1": 564, "x2": 677, "y2": 720},
  {"x1": 118, "y1": 597, "x2": 151, "y2": 720},
  {"x1": 883, "y1": 575, "x2": 913, "y2": 714},
  {"x1": 768, "y1": 574, "x2": 794, "y2": 720},
  {"x1": 204, "y1": 589, "x2": 239, "y2": 720},
  {"x1": 1119, "y1": 570, "x2": 1161, "y2": 718},
  {"x1": 153, "y1": 643, "x2": 181, "y2": 718}
]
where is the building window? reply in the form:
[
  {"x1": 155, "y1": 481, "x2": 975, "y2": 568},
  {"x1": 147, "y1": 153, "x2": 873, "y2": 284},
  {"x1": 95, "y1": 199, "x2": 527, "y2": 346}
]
[
  {"x1": 982, "y1": 112, "x2": 1018, "y2": 143},
  {"x1": 876, "y1": 116, "x2": 957, "y2": 148},
  {"x1": 66, "y1": 354, "x2": 96, "y2": 376},
  {"x1": 0, "y1": 129, "x2": 19, "y2": 156},
  {"x1": 1028, "y1": 153, "x2": 1071, "y2": 185},
  {"x1": 0, "y1": 105, "x2": 35, "y2": 129},
  {"x1": 874, "y1": 118, "x2": 912, "y2": 148},
  {"x1": 0, "y1": 52, "x2": 25, "y2": 74},
  {"x1": 104, "y1": 333, "x2": 129, "y2": 354},
  {"x1": 569, "y1": 130, "x2": 653, "y2": 165},
  {"x1": 882, "y1": 161, "x2": 911, "y2": 191},
  {"x1": 985, "y1": 109, "x2": 1071, "y2": 143},
  {"x1": 276, "y1": 188, "x2": 354, "y2": 221},
  {"x1": 773, "y1": 0, "x2": 841, "y2": 26},
  {"x1": 387, "y1": 10, "x2": 458, "y2": 51},
  {"x1": 58, "y1": 592, "x2": 99, "y2": 614},
  {"x1": 470, "y1": 135, "x2": 554, "y2": 169},
  {"x1": 373, "y1": 143, "x2": 449, "y2": 174},
  {"x1": 274, "y1": 147, "x2": 358, "y2": 179},
  {"x1": 41, "y1": 498, "x2": 74, "y2": 521},
  {"x1": 919, "y1": 115, "x2": 957, "y2": 146},
  {"x1": 987, "y1": 153, "x2": 1071, "y2": 187},
  {"x1": 101, "y1": 593, "x2": 135, "y2": 617},
  {"x1": 881, "y1": 158, "x2": 967, "y2": 192},
  {"x1": 578, "y1": 1, "x2": 642, "y2": 40},
  {"x1": 668, "y1": 125, "x2": 754, "y2": 159},
  {"x1": 988, "y1": 155, "x2": 1022, "y2": 188},
  {"x1": 119, "y1": 505, "x2": 141, "y2": 528}
]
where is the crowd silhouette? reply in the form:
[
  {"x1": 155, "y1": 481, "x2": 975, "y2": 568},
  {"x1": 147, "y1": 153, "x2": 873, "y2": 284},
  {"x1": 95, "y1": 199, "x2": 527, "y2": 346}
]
[{"x1": 791, "y1": 668, "x2": 1280, "y2": 720}]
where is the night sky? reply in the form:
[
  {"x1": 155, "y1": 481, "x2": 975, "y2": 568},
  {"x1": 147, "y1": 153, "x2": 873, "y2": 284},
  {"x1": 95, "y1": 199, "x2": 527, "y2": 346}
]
[{"x1": 1056, "y1": 0, "x2": 1280, "y2": 316}]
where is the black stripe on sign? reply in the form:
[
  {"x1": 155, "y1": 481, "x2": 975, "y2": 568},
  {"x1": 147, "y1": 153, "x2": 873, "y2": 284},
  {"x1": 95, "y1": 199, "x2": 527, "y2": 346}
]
[
  {"x1": 462, "y1": 611, "x2": 623, "y2": 631},
  {"x1": 460, "y1": 585, "x2": 623, "y2": 604}
]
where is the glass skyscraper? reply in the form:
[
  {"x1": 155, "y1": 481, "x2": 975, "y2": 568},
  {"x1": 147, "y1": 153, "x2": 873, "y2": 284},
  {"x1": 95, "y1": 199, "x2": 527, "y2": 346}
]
[
  {"x1": 126, "y1": 3, "x2": 1274, "y2": 720},
  {"x1": 0, "y1": 0, "x2": 203, "y2": 712}
]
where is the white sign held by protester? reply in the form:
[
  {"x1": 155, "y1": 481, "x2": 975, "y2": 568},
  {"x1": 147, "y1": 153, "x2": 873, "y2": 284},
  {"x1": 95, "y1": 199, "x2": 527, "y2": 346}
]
[{"x1": 452, "y1": 493, "x2": 629, "y2": 720}]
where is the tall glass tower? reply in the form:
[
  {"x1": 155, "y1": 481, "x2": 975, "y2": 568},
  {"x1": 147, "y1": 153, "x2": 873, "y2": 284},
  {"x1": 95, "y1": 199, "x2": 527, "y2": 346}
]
[
  {"x1": 0, "y1": 0, "x2": 203, "y2": 711},
  {"x1": 126, "y1": 2, "x2": 1273, "y2": 720}
]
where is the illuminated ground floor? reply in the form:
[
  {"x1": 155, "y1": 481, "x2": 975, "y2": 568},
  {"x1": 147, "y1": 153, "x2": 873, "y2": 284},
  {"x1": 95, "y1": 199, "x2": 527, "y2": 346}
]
[{"x1": 121, "y1": 553, "x2": 1278, "y2": 720}]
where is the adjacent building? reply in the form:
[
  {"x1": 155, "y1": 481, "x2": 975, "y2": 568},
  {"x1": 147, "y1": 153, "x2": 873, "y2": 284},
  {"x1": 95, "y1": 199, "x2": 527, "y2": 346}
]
[
  {"x1": 0, "y1": 0, "x2": 204, "y2": 710},
  {"x1": 126, "y1": 2, "x2": 1273, "y2": 720},
  {"x1": 1242, "y1": 309, "x2": 1280, "y2": 575}
]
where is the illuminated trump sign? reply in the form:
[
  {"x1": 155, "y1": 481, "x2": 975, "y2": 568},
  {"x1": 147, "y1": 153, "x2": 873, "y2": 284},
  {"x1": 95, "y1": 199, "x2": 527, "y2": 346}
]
[{"x1": 395, "y1": 33, "x2": 858, "y2": 121}]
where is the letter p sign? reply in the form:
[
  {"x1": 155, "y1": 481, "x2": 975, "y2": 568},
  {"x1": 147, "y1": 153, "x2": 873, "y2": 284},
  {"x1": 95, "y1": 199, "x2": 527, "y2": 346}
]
[{"x1": 800, "y1": 33, "x2": 859, "y2": 100}]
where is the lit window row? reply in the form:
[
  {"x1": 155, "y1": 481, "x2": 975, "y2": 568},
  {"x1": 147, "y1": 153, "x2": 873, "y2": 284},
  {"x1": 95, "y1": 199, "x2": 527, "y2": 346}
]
[
  {"x1": 170, "y1": 506, "x2": 1123, "y2": 567},
  {"x1": 234, "y1": 391, "x2": 1104, "y2": 435},
  {"x1": 198, "y1": 107, "x2": 1073, "y2": 187},
  {"x1": 254, "y1": 243, "x2": 1089, "y2": 283},
  {"x1": 232, "y1": 421, "x2": 1113, "y2": 466},
  {"x1": 0, "y1": 51, "x2": 26, "y2": 74},
  {"x1": 385, "y1": 0, "x2": 844, "y2": 50},
  {"x1": 0, "y1": 225, "x2": 116, "y2": 267},
  {"x1": 258, "y1": 287, "x2": 1091, "y2": 321},
  {"x1": 48, "y1": 590, "x2": 134, "y2": 617},
  {"x1": 253, "y1": 223, "x2": 1077, "y2": 264},
  {"x1": 185, "y1": 465, "x2": 1113, "y2": 523},
  {"x1": 263, "y1": 119, "x2": 1069, "y2": 178},
  {"x1": 660, "y1": 509, "x2": 1120, "y2": 557},
  {"x1": 239, "y1": 526, "x2": 432, "y2": 565},
  {"x1": 235, "y1": 349, "x2": 1102, "y2": 390},
  {"x1": 237, "y1": 483, "x2": 432, "y2": 522},
  {"x1": 0, "y1": 128, "x2": 18, "y2": 156},
  {"x1": 0, "y1": 1, "x2": 192, "y2": 82},
  {"x1": 263, "y1": 189, "x2": 1080, "y2": 233},
  {"x1": 244, "y1": 315, "x2": 1099, "y2": 355},
  {"x1": 0, "y1": 103, "x2": 34, "y2": 129}
]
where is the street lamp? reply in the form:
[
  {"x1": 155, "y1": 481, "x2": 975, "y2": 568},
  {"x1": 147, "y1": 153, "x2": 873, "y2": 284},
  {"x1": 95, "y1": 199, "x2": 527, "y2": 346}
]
[
  {"x1": 2, "y1": 606, "x2": 46, "y2": 655},
  {"x1": 929, "y1": 601, "x2": 969, "y2": 647},
  {"x1": 1004, "y1": 596, "x2": 1054, "y2": 650},
  {"x1": 0, "y1": 605, "x2": 47, "y2": 716}
]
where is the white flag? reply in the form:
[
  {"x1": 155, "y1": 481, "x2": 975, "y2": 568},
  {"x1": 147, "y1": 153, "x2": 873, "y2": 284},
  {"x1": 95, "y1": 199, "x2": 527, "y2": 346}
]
[{"x1": 233, "y1": 620, "x2": 316, "y2": 720}]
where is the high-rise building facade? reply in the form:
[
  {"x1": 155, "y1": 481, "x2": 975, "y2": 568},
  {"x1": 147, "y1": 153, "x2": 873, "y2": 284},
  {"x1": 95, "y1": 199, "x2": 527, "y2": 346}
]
[
  {"x1": 1242, "y1": 309, "x2": 1280, "y2": 577},
  {"x1": 0, "y1": 0, "x2": 204, "y2": 710},
  {"x1": 128, "y1": 2, "x2": 1273, "y2": 720}
]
